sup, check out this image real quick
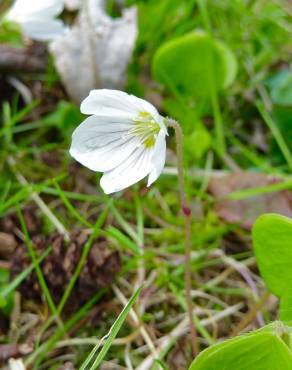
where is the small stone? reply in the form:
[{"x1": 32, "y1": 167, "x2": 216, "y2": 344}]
[{"x1": 0, "y1": 233, "x2": 17, "y2": 256}]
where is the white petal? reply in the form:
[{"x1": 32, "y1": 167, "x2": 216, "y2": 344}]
[
  {"x1": 147, "y1": 131, "x2": 167, "y2": 186},
  {"x1": 128, "y1": 95, "x2": 161, "y2": 122},
  {"x1": 20, "y1": 18, "x2": 65, "y2": 41},
  {"x1": 69, "y1": 115, "x2": 143, "y2": 172},
  {"x1": 30, "y1": 0, "x2": 64, "y2": 17},
  {"x1": 8, "y1": 0, "x2": 63, "y2": 20},
  {"x1": 80, "y1": 89, "x2": 161, "y2": 121},
  {"x1": 100, "y1": 147, "x2": 153, "y2": 194}
]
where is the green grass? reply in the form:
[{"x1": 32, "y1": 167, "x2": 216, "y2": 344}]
[
  {"x1": 80, "y1": 286, "x2": 142, "y2": 370},
  {"x1": 0, "y1": 0, "x2": 291, "y2": 368}
]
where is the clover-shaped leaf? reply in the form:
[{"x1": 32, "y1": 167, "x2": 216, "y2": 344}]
[
  {"x1": 189, "y1": 322, "x2": 292, "y2": 370},
  {"x1": 152, "y1": 30, "x2": 237, "y2": 99},
  {"x1": 252, "y1": 213, "x2": 292, "y2": 321}
]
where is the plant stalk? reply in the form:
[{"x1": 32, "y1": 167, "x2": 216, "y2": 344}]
[{"x1": 167, "y1": 118, "x2": 198, "y2": 357}]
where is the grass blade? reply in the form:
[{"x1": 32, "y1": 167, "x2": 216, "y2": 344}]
[
  {"x1": 257, "y1": 101, "x2": 292, "y2": 171},
  {"x1": 18, "y1": 208, "x2": 59, "y2": 317},
  {"x1": 53, "y1": 180, "x2": 93, "y2": 228},
  {"x1": 80, "y1": 285, "x2": 142, "y2": 370},
  {"x1": 0, "y1": 246, "x2": 52, "y2": 300},
  {"x1": 57, "y1": 205, "x2": 109, "y2": 314},
  {"x1": 26, "y1": 290, "x2": 105, "y2": 369},
  {"x1": 106, "y1": 226, "x2": 140, "y2": 255}
]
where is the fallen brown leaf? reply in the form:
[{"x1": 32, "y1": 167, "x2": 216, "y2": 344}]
[
  {"x1": 0, "y1": 343, "x2": 32, "y2": 361},
  {"x1": 208, "y1": 172, "x2": 292, "y2": 229}
]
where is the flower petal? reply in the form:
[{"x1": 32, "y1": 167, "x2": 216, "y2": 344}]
[
  {"x1": 69, "y1": 115, "x2": 142, "y2": 172},
  {"x1": 31, "y1": 0, "x2": 64, "y2": 17},
  {"x1": 147, "y1": 130, "x2": 167, "y2": 186},
  {"x1": 80, "y1": 89, "x2": 161, "y2": 121},
  {"x1": 8, "y1": 0, "x2": 64, "y2": 19},
  {"x1": 100, "y1": 147, "x2": 153, "y2": 194},
  {"x1": 20, "y1": 18, "x2": 65, "y2": 41}
]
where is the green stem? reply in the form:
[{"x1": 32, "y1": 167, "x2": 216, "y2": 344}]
[
  {"x1": 210, "y1": 86, "x2": 225, "y2": 155},
  {"x1": 167, "y1": 118, "x2": 198, "y2": 357}
]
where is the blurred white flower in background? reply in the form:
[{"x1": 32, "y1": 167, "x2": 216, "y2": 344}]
[
  {"x1": 64, "y1": 0, "x2": 81, "y2": 11},
  {"x1": 70, "y1": 89, "x2": 168, "y2": 194},
  {"x1": 6, "y1": 0, "x2": 66, "y2": 41},
  {"x1": 50, "y1": 0, "x2": 137, "y2": 103}
]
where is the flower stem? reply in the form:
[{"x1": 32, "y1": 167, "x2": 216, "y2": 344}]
[{"x1": 167, "y1": 118, "x2": 198, "y2": 357}]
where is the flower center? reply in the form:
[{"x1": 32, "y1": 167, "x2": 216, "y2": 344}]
[{"x1": 131, "y1": 111, "x2": 161, "y2": 148}]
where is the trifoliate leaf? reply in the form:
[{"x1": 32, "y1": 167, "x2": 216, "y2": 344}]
[
  {"x1": 152, "y1": 30, "x2": 237, "y2": 99},
  {"x1": 252, "y1": 213, "x2": 292, "y2": 321},
  {"x1": 189, "y1": 322, "x2": 292, "y2": 370}
]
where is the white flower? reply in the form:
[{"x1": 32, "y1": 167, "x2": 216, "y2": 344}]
[
  {"x1": 6, "y1": 0, "x2": 65, "y2": 41},
  {"x1": 70, "y1": 89, "x2": 168, "y2": 194}
]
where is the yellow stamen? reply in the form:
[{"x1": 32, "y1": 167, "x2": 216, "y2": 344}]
[{"x1": 131, "y1": 111, "x2": 160, "y2": 148}]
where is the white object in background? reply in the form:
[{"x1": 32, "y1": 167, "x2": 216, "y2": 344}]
[
  {"x1": 50, "y1": 0, "x2": 138, "y2": 103},
  {"x1": 64, "y1": 0, "x2": 81, "y2": 10},
  {"x1": 70, "y1": 89, "x2": 168, "y2": 194},
  {"x1": 6, "y1": 0, "x2": 66, "y2": 41},
  {"x1": 8, "y1": 358, "x2": 26, "y2": 370}
]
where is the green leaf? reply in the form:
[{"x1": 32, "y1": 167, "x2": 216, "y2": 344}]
[
  {"x1": 162, "y1": 97, "x2": 211, "y2": 133},
  {"x1": 106, "y1": 226, "x2": 140, "y2": 255},
  {"x1": 270, "y1": 71, "x2": 292, "y2": 107},
  {"x1": 252, "y1": 214, "x2": 292, "y2": 321},
  {"x1": 42, "y1": 101, "x2": 83, "y2": 136},
  {"x1": 152, "y1": 30, "x2": 237, "y2": 99},
  {"x1": 252, "y1": 214, "x2": 292, "y2": 298},
  {"x1": 185, "y1": 125, "x2": 211, "y2": 160},
  {"x1": 0, "y1": 20, "x2": 23, "y2": 46},
  {"x1": 280, "y1": 295, "x2": 292, "y2": 323},
  {"x1": 215, "y1": 39, "x2": 238, "y2": 89},
  {"x1": 189, "y1": 322, "x2": 292, "y2": 370},
  {"x1": 0, "y1": 268, "x2": 9, "y2": 285}
]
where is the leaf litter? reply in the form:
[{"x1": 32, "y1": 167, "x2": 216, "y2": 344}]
[{"x1": 209, "y1": 172, "x2": 292, "y2": 229}]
